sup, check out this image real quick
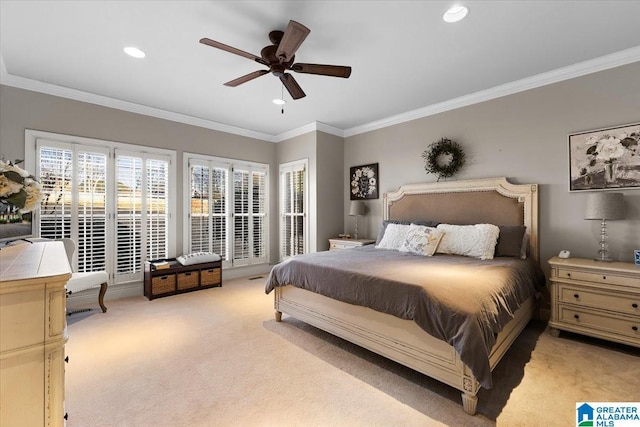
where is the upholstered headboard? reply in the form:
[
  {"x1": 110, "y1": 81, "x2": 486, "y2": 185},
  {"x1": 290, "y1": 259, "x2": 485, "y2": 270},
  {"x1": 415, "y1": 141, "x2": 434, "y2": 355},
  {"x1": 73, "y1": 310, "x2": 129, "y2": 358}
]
[{"x1": 383, "y1": 177, "x2": 539, "y2": 263}]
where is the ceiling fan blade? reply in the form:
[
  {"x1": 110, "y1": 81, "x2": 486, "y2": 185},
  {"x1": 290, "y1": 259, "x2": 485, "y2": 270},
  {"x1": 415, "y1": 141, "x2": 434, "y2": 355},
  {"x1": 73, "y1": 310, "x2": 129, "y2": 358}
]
[
  {"x1": 280, "y1": 74, "x2": 306, "y2": 100},
  {"x1": 275, "y1": 20, "x2": 310, "y2": 63},
  {"x1": 199, "y1": 38, "x2": 267, "y2": 66},
  {"x1": 224, "y1": 70, "x2": 269, "y2": 87},
  {"x1": 291, "y1": 63, "x2": 352, "y2": 78}
]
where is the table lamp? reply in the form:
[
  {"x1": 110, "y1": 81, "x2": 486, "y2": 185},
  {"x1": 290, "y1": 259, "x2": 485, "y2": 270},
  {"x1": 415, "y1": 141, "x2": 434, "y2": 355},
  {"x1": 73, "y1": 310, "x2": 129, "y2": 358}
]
[
  {"x1": 584, "y1": 192, "x2": 624, "y2": 262},
  {"x1": 349, "y1": 201, "x2": 366, "y2": 239}
]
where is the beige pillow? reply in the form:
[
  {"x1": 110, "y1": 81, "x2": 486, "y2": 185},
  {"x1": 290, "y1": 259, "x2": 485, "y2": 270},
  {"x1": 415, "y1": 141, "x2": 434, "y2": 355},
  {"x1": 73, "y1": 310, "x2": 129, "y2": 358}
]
[{"x1": 399, "y1": 224, "x2": 444, "y2": 256}]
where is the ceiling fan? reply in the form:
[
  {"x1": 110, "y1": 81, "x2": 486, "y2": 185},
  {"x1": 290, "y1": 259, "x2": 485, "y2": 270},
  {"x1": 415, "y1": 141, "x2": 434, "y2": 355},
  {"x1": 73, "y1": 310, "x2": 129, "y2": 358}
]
[{"x1": 200, "y1": 20, "x2": 352, "y2": 100}]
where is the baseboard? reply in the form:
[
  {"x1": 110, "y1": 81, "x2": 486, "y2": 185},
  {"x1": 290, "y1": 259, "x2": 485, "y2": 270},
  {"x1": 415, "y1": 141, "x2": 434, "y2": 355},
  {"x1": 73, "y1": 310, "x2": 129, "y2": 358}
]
[{"x1": 66, "y1": 264, "x2": 273, "y2": 308}]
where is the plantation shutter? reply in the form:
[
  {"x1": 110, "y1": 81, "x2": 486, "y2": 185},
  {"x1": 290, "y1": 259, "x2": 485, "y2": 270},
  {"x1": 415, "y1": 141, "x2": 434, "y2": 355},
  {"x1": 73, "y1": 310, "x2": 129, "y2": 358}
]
[
  {"x1": 38, "y1": 145, "x2": 73, "y2": 241},
  {"x1": 251, "y1": 170, "x2": 267, "y2": 263},
  {"x1": 280, "y1": 161, "x2": 306, "y2": 260},
  {"x1": 233, "y1": 168, "x2": 250, "y2": 265},
  {"x1": 115, "y1": 150, "x2": 170, "y2": 283},
  {"x1": 76, "y1": 150, "x2": 108, "y2": 272},
  {"x1": 188, "y1": 160, "x2": 229, "y2": 264},
  {"x1": 37, "y1": 141, "x2": 108, "y2": 272}
]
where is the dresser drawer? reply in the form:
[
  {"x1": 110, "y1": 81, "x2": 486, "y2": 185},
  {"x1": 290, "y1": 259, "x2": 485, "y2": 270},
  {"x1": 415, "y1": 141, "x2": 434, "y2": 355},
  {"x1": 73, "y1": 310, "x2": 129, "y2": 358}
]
[
  {"x1": 558, "y1": 284, "x2": 640, "y2": 316},
  {"x1": 556, "y1": 268, "x2": 637, "y2": 287},
  {"x1": 558, "y1": 305, "x2": 640, "y2": 341}
]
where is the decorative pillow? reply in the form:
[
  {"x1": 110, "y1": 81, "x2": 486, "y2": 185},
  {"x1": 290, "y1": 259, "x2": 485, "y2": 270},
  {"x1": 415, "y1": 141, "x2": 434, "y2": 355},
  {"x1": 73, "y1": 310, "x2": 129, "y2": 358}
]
[
  {"x1": 435, "y1": 223, "x2": 500, "y2": 260},
  {"x1": 375, "y1": 223, "x2": 411, "y2": 250},
  {"x1": 375, "y1": 219, "x2": 440, "y2": 245},
  {"x1": 495, "y1": 225, "x2": 527, "y2": 257},
  {"x1": 399, "y1": 224, "x2": 444, "y2": 256}
]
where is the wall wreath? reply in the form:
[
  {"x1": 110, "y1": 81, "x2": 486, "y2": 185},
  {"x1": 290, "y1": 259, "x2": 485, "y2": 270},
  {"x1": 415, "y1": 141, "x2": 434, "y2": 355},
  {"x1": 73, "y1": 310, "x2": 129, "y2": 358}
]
[{"x1": 422, "y1": 137, "x2": 465, "y2": 181}]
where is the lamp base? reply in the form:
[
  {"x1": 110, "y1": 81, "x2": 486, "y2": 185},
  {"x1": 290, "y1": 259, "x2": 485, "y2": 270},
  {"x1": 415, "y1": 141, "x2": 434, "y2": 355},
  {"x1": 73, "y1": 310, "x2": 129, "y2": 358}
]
[{"x1": 593, "y1": 258, "x2": 615, "y2": 263}]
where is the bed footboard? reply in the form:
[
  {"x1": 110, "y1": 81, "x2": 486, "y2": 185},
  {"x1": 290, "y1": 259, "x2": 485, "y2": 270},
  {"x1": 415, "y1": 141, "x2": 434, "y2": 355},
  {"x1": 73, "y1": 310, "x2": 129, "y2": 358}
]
[{"x1": 274, "y1": 285, "x2": 534, "y2": 415}]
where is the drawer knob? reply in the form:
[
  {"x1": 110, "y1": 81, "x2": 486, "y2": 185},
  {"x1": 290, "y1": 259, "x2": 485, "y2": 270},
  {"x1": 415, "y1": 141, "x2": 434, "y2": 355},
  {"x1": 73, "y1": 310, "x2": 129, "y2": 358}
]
[
  {"x1": 633, "y1": 326, "x2": 639, "y2": 332},
  {"x1": 573, "y1": 293, "x2": 579, "y2": 299},
  {"x1": 602, "y1": 276, "x2": 606, "y2": 280},
  {"x1": 573, "y1": 314, "x2": 580, "y2": 320},
  {"x1": 566, "y1": 273, "x2": 571, "y2": 277},
  {"x1": 633, "y1": 303, "x2": 638, "y2": 309}
]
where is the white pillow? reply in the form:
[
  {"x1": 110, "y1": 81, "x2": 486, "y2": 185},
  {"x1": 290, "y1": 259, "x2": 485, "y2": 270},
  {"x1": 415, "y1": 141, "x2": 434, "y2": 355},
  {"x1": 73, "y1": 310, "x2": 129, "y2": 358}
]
[
  {"x1": 375, "y1": 223, "x2": 410, "y2": 250},
  {"x1": 435, "y1": 224, "x2": 500, "y2": 260},
  {"x1": 399, "y1": 224, "x2": 444, "y2": 256}
]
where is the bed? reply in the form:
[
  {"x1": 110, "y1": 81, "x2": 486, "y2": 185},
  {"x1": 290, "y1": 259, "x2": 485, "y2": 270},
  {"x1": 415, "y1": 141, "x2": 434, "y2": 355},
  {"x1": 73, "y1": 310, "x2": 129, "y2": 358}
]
[{"x1": 265, "y1": 177, "x2": 543, "y2": 415}]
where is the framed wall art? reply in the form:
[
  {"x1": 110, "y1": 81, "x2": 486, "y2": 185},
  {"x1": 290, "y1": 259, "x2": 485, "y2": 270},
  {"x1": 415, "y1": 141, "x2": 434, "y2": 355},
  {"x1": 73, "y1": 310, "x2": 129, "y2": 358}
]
[
  {"x1": 569, "y1": 122, "x2": 640, "y2": 191},
  {"x1": 350, "y1": 163, "x2": 379, "y2": 200}
]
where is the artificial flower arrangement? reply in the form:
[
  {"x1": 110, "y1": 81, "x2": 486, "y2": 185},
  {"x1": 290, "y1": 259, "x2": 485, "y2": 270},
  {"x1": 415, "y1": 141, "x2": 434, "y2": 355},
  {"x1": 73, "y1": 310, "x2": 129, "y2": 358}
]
[{"x1": 0, "y1": 160, "x2": 43, "y2": 213}]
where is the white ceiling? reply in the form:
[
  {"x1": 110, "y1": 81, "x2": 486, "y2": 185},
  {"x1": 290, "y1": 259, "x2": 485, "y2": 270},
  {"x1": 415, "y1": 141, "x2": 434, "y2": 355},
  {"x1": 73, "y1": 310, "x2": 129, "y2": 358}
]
[{"x1": 1, "y1": 1, "x2": 639, "y2": 141}]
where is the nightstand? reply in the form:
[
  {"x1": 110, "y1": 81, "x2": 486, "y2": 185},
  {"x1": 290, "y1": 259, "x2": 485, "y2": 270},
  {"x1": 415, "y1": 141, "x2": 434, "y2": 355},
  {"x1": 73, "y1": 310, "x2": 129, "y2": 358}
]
[
  {"x1": 329, "y1": 238, "x2": 376, "y2": 251},
  {"x1": 548, "y1": 256, "x2": 640, "y2": 348}
]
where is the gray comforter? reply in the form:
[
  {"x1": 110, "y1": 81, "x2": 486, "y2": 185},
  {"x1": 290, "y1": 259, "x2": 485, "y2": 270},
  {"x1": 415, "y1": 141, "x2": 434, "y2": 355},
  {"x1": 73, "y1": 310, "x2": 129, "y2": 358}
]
[{"x1": 265, "y1": 246, "x2": 545, "y2": 388}]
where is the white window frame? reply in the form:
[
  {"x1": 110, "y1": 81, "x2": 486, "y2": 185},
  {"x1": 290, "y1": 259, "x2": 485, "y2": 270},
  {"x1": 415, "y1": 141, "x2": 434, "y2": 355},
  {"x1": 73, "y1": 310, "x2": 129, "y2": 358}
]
[
  {"x1": 25, "y1": 130, "x2": 177, "y2": 284},
  {"x1": 183, "y1": 153, "x2": 269, "y2": 269},
  {"x1": 279, "y1": 159, "x2": 308, "y2": 261}
]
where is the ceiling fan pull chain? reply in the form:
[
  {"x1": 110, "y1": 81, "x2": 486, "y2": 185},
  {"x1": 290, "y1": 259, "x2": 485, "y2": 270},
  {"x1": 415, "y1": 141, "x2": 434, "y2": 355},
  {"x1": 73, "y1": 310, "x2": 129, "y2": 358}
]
[{"x1": 281, "y1": 84, "x2": 285, "y2": 115}]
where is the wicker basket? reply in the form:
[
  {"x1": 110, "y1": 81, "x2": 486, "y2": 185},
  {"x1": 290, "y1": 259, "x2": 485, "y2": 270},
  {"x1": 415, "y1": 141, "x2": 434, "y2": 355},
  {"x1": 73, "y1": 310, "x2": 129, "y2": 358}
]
[
  {"x1": 152, "y1": 274, "x2": 176, "y2": 295},
  {"x1": 201, "y1": 268, "x2": 221, "y2": 286},
  {"x1": 177, "y1": 271, "x2": 199, "y2": 290}
]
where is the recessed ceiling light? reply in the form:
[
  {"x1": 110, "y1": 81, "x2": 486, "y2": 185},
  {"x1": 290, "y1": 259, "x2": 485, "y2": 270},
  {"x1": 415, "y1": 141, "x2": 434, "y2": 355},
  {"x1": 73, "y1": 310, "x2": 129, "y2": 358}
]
[
  {"x1": 443, "y1": 5, "x2": 469, "y2": 23},
  {"x1": 272, "y1": 98, "x2": 286, "y2": 105},
  {"x1": 124, "y1": 46, "x2": 145, "y2": 59}
]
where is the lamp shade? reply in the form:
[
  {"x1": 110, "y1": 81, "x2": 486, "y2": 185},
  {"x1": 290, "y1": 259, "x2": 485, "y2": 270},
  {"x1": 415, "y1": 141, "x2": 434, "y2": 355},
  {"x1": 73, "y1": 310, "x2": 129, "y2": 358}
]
[
  {"x1": 349, "y1": 201, "x2": 366, "y2": 216},
  {"x1": 584, "y1": 192, "x2": 624, "y2": 220}
]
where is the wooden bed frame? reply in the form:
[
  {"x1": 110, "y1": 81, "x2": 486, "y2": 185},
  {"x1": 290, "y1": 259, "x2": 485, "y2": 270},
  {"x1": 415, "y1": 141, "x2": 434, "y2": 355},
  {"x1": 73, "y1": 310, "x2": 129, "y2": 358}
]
[{"x1": 273, "y1": 177, "x2": 539, "y2": 415}]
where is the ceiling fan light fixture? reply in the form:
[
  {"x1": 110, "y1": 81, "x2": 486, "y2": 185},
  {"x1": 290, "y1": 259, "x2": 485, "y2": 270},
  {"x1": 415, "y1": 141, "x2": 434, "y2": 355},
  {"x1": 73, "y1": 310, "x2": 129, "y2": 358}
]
[
  {"x1": 272, "y1": 98, "x2": 286, "y2": 105},
  {"x1": 443, "y1": 5, "x2": 469, "y2": 23},
  {"x1": 123, "y1": 46, "x2": 146, "y2": 58}
]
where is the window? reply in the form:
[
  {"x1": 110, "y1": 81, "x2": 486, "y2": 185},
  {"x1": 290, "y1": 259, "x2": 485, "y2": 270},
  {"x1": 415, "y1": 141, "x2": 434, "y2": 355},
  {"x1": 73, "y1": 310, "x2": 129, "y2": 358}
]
[
  {"x1": 184, "y1": 154, "x2": 268, "y2": 268},
  {"x1": 28, "y1": 130, "x2": 176, "y2": 284},
  {"x1": 280, "y1": 160, "x2": 307, "y2": 260},
  {"x1": 115, "y1": 150, "x2": 171, "y2": 283}
]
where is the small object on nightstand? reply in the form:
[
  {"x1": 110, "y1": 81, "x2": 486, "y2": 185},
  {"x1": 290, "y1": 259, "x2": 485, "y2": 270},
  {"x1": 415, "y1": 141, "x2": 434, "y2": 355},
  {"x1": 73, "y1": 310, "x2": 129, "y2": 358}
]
[
  {"x1": 558, "y1": 250, "x2": 571, "y2": 259},
  {"x1": 338, "y1": 233, "x2": 351, "y2": 239},
  {"x1": 635, "y1": 250, "x2": 640, "y2": 266}
]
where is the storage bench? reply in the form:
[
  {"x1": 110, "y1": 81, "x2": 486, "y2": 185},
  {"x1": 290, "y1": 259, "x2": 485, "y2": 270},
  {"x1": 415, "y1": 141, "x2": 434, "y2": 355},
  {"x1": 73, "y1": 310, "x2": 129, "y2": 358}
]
[{"x1": 144, "y1": 258, "x2": 222, "y2": 300}]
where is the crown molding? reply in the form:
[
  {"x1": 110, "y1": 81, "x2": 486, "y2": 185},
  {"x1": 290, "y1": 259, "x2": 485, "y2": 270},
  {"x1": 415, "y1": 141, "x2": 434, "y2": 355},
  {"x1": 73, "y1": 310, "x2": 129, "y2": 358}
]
[
  {"x1": 0, "y1": 63, "x2": 277, "y2": 143},
  {"x1": 274, "y1": 121, "x2": 344, "y2": 142},
  {"x1": 343, "y1": 46, "x2": 640, "y2": 138},
  {"x1": 2, "y1": 47, "x2": 638, "y2": 142}
]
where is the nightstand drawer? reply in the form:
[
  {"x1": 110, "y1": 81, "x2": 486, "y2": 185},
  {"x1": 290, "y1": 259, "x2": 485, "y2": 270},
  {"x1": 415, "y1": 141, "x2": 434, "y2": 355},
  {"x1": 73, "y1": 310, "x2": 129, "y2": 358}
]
[
  {"x1": 331, "y1": 241, "x2": 353, "y2": 250},
  {"x1": 556, "y1": 268, "x2": 636, "y2": 287},
  {"x1": 558, "y1": 305, "x2": 640, "y2": 340},
  {"x1": 558, "y1": 284, "x2": 640, "y2": 315}
]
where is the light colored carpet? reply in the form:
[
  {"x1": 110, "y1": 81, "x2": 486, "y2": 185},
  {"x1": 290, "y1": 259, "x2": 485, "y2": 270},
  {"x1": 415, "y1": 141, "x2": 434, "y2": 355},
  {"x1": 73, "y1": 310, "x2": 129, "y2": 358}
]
[{"x1": 65, "y1": 276, "x2": 640, "y2": 427}]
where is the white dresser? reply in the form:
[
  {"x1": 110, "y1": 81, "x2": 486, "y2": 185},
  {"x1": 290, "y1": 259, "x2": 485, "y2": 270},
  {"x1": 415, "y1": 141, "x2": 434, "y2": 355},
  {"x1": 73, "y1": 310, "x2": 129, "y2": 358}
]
[
  {"x1": 548, "y1": 256, "x2": 640, "y2": 348},
  {"x1": 0, "y1": 242, "x2": 71, "y2": 426}
]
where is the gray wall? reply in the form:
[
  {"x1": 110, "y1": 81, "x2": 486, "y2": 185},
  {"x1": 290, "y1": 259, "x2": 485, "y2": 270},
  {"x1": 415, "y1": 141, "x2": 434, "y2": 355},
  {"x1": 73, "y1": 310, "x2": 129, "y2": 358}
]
[
  {"x1": 344, "y1": 62, "x2": 640, "y2": 267},
  {"x1": 0, "y1": 85, "x2": 279, "y2": 264},
  {"x1": 316, "y1": 131, "x2": 345, "y2": 250},
  {"x1": 276, "y1": 130, "x2": 344, "y2": 253}
]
